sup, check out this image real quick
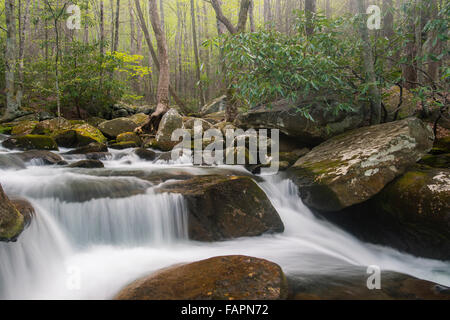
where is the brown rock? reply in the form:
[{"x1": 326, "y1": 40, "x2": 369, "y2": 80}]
[{"x1": 115, "y1": 255, "x2": 288, "y2": 300}]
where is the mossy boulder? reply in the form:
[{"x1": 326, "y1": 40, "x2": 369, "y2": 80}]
[
  {"x1": 11, "y1": 121, "x2": 38, "y2": 136},
  {"x1": 10, "y1": 199, "x2": 35, "y2": 228},
  {"x1": 109, "y1": 141, "x2": 139, "y2": 150},
  {"x1": 134, "y1": 148, "x2": 157, "y2": 161},
  {"x1": 155, "y1": 109, "x2": 184, "y2": 151},
  {"x1": 115, "y1": 255, "x2": 288, "y2": 300},
  {"x1": 0, "y1": 184, "x2": 25, "y2": 241},
  {"x1": 128, "y1": 113, "x2": 149, "y2": 127},
  {"x1": 2, "y1": 134, "x2": 59, "y2": 151},
  {"x1": 54, "y1": 123, "x2": 107, "y2": 148},
  {"x1": 98, "y1": 118, "x2": 138, "y2": 138},
  {"x1": 116, "y1": 132, "x2": 141, "y2": 145},
  {"x1": 288, "y1": 118, "x2": 434, "y2": 212},
  {"x1": 32, "y1": 117, "x2": 72, "y2": 135},
  {"x1": 183, "y1": 117, "x2": 213, "y2": 131},
  {"x1": 157, "y1": 176, "x2": 284, "y2": 241}
]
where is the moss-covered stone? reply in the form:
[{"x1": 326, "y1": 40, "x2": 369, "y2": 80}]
[
  {"x1": 31, "y1": 117, "x2": 72, "y2": 135},
  {"x1": 0, "y1": 184, "x2": 25, "y2": 241},
  {"x1": 109, "y1": 141, "x2": 139, "y2": 150},
  {"x1": 288, "y1": 118, "x2": 435, "y2": 211},
  {"x1": 54, "y1": 123, "x2": 107, "y2": 148},
  {"x1": 98, "y1": 118, "x2": 138, "y2": 138},
  {"x1": 116, "y1": 132, "x2": 141, "y2": 145},
  {"x1": 11, "y1": 121, "x2": 39, "y2": 136},
  {"x1": 2, "y1": 134, "x2": 59, "y2": 151},
  {"x1": 128, "y1": 113, "x2": 149, "y2": 127}
]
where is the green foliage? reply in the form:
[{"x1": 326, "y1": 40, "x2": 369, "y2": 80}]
[
  {"x1": 27, "y1": 41, "x2": 149, "y2": 117},
  {"x1": 216, "y1": 12, "x2": 360, "y2": 115}
]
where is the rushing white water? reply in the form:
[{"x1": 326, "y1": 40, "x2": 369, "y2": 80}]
[{"x1": 0, "y1": 146, "x2": 449, "y2": 300}]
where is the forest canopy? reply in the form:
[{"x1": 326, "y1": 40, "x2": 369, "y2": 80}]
[{"x1": 0, "y1": 0, "x2": 448, "y2": 128}]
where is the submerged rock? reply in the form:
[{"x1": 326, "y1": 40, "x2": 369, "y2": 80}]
[
  {"x1": 2, "y1": 135, "x2": 59, "y2": 151},
  {"x1": 115, "y1": 255, "x2": 288, "y2": 300},
  {"x1": 157, "y1": 176, "x2": 284, "y2": 241},
  {"x1": 154, "y1": 109, "x2": 184, "y2": 151},
  {"x1": 0, "y1": 184, "x2": 25, "y2": 241},
  {"x1": 14, "y1": 150, "x2": 65, "y2": 165},
  {"x1": 289, "y1": 118, "x2": 434, "y2": 212},
  {"x1": 134, "y1": 148, "x2": 157, "y2": 161},
  {"x1": 98, "y1": 118, "x2": 138, "y2": 138},
  {"x1": 65, "y1": 142, "x2": 108, "y2": 155},
  {"x1": 69, "y1": 159, "x2": 105, "y2": 169}
]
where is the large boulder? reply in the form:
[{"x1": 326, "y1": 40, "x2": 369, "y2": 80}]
[
  {"x1": 116, "y1": 132, "x2": 141, "y2": 145},
  {"x1": 2, "y1": 135, "x2": 59, "y2": 151},
  {"x1": 0, "y1": 184, "x2": 25, "y2": 241},
  {"x1": 64, "y1": 142, "x2": 108, "y2": 155},
  {"x1": 69, "y1": 159, "x2": 105, "y2": 169},
  {"x1": 98, "y1": 118, "x2": 139, "y2": 139},
  {"x1": 157, "y1": 176, "x2": 284, "y2": 241},
  {"x1": 288, "y1": 269, "x2": 449, "y2": 300},
  {"x1": 288, "y1": 118, "x2": 434, "y2": 212},
  {"x1": 128, "y1": 113, "x2": 149, "y2": 127},
  {"x1": 236, "y1": 96, "x2": 365, "y2": 146},
  {"x1": 115, "y1": 255, "x2": 288, "y2": 300},
  {"x1": 154, "y1": 109, "x2": 184, "y2": 151},
  {"x1": 31, "y1": 117, "x2": 72, "y2": 135},
  {"x1": 54, "y1": 123, "x2": 107, "y2": 148}
]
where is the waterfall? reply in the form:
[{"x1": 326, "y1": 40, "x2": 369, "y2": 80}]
[{"x1": 0, "y1": 148, "x2": 449, "y2": 299}]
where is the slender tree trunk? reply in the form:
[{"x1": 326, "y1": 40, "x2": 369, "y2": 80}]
[
  {"x1": 147, "y1": 0, "x2": 170, "y2": 130},
  {"x1": 113, "y1": 0, "x2": 120, "y2": 52},
  {"x1": 325, "y1": 0, "x2": 331, "y2": 18},
  {"x1": 357, "y1": 0, "x2": 381, "y2": 124},
  {"x1": 249, "y1": 0, "x2": 255, "y2": 32},
  {"x1": 134, "y1": 0, "x2": 186, "y2": 112},
  {"x1": 190, "y1": 0, "x2": 206, "y2": 106},
  {"x1": 264, "y1": 0, "x2": 272, "y2": 29},
  {"x1": 424, "y1": 0, "x2": 440, "y2": 82},
  {"x1": 305, "y1": 0, "x2": 316, "y2": 37},
  {"x1": 16, "y1": 0, "x2": 31, "y2": 109},
  {"x1": 402, "y1": 2, "x2": 417, "y2": 89},
  {"x1": 3, "y1": 0, "x2": 19, "y2": 120}
]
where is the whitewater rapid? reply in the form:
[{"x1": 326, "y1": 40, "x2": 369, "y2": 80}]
[{"x1": 0, "y1": 143, "x2": 449, "y2": 299}]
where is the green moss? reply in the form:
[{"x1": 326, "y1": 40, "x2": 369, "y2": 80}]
[
  {"x1": 419, "y1": 154, "x2": 450, "y2": 169},
  {"x1": 11, "y1": 121, "x2": 38, "y2": 136},
  {"x1": 117, "y1": 132, "x2": 141, "y2": 144},
  {"x1": 3, "y1": 134, "x2": 59, "y2": 151},
  {"x1": 0, "y1": 126, "x2": 12, "y2": 134},
  {"x1": 0, "y1": 208, "x2": 25, "y2": 240},
  {"x1": 109, "y1": 141, "x2": 139, "y2": 150}
]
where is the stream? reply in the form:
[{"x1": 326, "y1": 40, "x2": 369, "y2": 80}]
[{"x1": 0, "y1": 134, "x2": 449, "y2": 299}]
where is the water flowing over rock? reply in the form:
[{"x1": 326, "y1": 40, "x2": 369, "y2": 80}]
[
  {"x1": 98, "y1": 118, "x2": 139, "y2": 139},
  {"x1": 236, "y1": 96, "x2": 365, "y2": 146},
  {"x1": 69, "y1": 160, "x2": 105, "y2": 169},
  {"x1": 115, "y1": 255, "x2": 288, "y2": 300},
  {"x1": 155, "y1": 109, "x2": 184, "y2": 151},
  {"x1": 157, "y1": 176, "x2": 284, "y2": 241},
  {"x1": 64, "y1": 142, "x2": 108, "y2": 155},
  {"x1": 289, "y1": 118, "x2": 435, "y2": 212},
  {"x1": 14, "y1": 150, "x2": 65, "y2": 165},
  {"x1": 54, "y1": 124, "x2": 107, "y2": 148},
  {"x1": 0, "y1": 184, "x2": 24, "y2": 241},
  {"x1": 323, "y1": 165, "x2": 450, "y2": 260}
]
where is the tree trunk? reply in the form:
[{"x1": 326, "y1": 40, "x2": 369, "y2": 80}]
[
  {"x1": 305, "y1": 0, "x2": 316, "y2": 37},
  {"x1": 402, "y1": 2, "x2": 417, "y2": 89},
  {"x1": 325, "y1": 0, "x2": 331, "y2": 18},
  {"x1": 113, "y1": 0, "x2": 120, "y2": 52},
  {"x1": 3, "y1": 0, "x2": 19, "y2": 120},
  {"x1": 249, "y1": 0, "x2": 255, "y2": 32},
  {"x1": 264, "y1": 0, "x2": 272, "y2": 29},
  {"x1": 424, "y1": 0, "x2": 440, "y2": 83},
  {"x1": 357, "y1": 0, "x2": 381, "y2": 124},
  {"x1": 17, "y1": 0, "x2": 31, "y2": 109},
  {"x1": 134, "y1": 0, "x2": 187, "y2": 113},
  {"x1": 147, "y1": 0, "x2": 170, "y2": 131},
  {"x1": 190, "y1": 0, "x2": 206, "y2": 107}
]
